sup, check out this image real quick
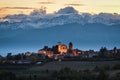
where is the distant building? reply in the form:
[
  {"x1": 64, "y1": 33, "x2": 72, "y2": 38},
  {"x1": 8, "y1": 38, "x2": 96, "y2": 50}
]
[
  {"x1": 38, "y1": 42, "x2": 81, "y2": 58},
  {"x1": 25, "y1": 52, "x2": 32, "y2": 56},
  {"x1": 38, "y1": 49, "x2": 54, "y2": 58},
  {"x1": 58, "y1": 42, "x2": 68, "y2": 54},
  {"x1": 38, "y1": 49, "x2": 47, "y2": 55}
]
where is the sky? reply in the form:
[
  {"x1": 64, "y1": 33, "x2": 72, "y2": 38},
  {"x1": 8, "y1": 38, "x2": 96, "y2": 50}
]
[{"x1": 0, "y1": 0, "x2": 120, "y2": 17}]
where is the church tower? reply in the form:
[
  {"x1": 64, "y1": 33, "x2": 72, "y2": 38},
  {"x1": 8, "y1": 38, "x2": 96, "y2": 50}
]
[
  {"x1": 69, "y1": 42, "x2": 73, "y2": 51},
  {"x1": 68, "y1": 42, "x2": 73, "y2": 53},
  {"x1": 58, "y1": 42, "x2": 61, "y2": 52},
  {"x1": 58, "y1": 42, "x2": 67, "y2": 54}
]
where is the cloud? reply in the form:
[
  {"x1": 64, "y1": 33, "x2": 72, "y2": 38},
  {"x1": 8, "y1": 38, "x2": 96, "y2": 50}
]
[
  {"x1": 0, "y1": 8, "x2": 4, "y2": 11},
  {"x1": 56, "y1": 7, "x2": 78, "y2": 14},
  {"x1": 64, "y1": 3, "x2": 85, "y2": 6},
  {"x1": 99, "y1": 5, "x2": 120, "y2": 7},
  {"x1": 38, "y1": 1, "x2": 55, "y2": 4},
  {"x1": 0, "y1": 7, "x2": 120, "y2": 29},
  {"x1": 0, "y1": 7, "x2": 35, "y2": 10},
  {"x1": 30, "y1": 8, "x2": 46, "y2": 16}
]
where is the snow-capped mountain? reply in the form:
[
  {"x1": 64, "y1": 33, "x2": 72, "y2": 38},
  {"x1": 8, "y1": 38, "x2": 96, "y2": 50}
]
[
  {"x1": 0, "y1": 23, "x2": 120, "y2": 55},
  {"x1": 0, "y1": 7, "x2": 120, "y2": 55}
]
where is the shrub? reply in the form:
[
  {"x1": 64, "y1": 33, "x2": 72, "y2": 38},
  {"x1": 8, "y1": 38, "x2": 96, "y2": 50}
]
[{"x1": 112, "y1": 64, "x2": 120, "y2": 70}]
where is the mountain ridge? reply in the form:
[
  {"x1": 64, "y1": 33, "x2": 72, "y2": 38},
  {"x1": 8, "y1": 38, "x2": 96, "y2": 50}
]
[{"x1": 0, "y1": 23, "x2": 120, "y2": 55}]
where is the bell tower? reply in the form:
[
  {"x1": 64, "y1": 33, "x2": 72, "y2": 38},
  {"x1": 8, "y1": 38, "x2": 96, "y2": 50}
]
[
  {"x1": 68, "y1": 42, "x2": 73, "y2": 54},
  {"x1": 69, "y1": 42, "x2": 73, "y2": 50}
]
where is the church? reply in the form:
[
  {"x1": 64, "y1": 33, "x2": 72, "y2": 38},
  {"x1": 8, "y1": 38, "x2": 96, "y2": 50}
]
[
  {"x1": 58, "y1": 42, "x2": 73, "y2": 55},
  {"x1": 38, "y1": 42, "x2": 79, "y2": 58}
]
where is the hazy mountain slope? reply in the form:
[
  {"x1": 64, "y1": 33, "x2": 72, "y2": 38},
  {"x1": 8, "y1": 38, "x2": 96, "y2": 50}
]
[{"x1": 0, "y1": 23, "x2": 120, "y2": 55}]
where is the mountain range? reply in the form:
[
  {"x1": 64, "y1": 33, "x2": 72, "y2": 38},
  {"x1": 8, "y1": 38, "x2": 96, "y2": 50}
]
[
  {"x1": 0, "y1": 7, "x2": 120, "y2": 56},
  {"x1": 0, "y1": 23, "x2": 120, "y2": 56}
]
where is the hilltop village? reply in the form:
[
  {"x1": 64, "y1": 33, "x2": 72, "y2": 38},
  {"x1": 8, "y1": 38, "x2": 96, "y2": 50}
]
[
  {"x1": 0, "y1": 42, "x2": 120, "y2": 64},
  {"x1": 38, "y1": 42, "x2": 80, "y2": 58}
]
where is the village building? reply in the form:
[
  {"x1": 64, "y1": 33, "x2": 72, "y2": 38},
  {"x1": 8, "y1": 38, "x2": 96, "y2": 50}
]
[
  {"x1": 58, "y1": 42, "x2": 68, "y2": 54},
  {"x1": 38, "y1": 42, "x2": 81, "y2": 58}
]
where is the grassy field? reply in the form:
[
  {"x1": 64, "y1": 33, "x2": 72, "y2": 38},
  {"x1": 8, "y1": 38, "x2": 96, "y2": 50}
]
[
  {"x1": 0, "y1": 61, "x2": 120, "y2": 80},
  {"x1": 29, "y1": 61, "x2": 120, "y2": 71},
  {"x1": 0, "y1": 61, "x2": 119, "y2": 71}
]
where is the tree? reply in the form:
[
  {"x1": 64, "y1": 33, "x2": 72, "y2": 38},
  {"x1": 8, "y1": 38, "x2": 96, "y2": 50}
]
[
  {"x1": 6, "y1": 53, "x2": 13, "y2": 60},
  {"x1": 43, "y1": 46, "x2": 48, "y2": 50},
  {"x1": 15, "y1": 54, "x2": 21, "y2": 60},
  {"x1": 29, "y1": 54, "x2": 38, "y2": 63},
  {"x1": 0, "y1": 71, "x2": 16, "y2": 80},
  {"x1": 52, "y1": 45, "x2": 59, "y2": 54},
  {"x1": 99, "y1": 47, "x2": 108, "y2": 58},
  {"x1": 113, "y1": 47, "x2": 117, "y2": 56},
  {"x1": 97, "y1": 70, "x2": 108, "y2": 80}
]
